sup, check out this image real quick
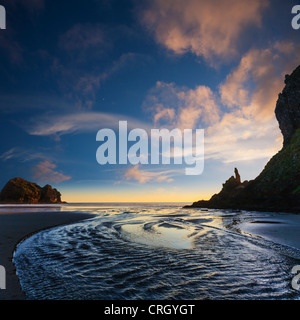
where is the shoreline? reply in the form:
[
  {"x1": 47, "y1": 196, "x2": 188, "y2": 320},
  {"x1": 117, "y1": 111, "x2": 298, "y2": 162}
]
[
  {"x1": 0, "y1": 210, "x2": 95, "y2": 300},
  {"x1": 1, "y1": 206, "x2": 300, "y2": 300},
  {"x1": 184, "y1": 204, "x2": 300, "y2": 214}
]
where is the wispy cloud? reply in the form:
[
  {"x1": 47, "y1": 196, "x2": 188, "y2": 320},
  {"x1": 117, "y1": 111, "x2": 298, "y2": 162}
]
[
  {"x1": 31, "y1": 160, "x2": 71, "y2": 183},
  {"x1": 59, "y1": 23, "x2": 108, "y2": 54},
  {"x1": 0, "y1": 148, "x2": 20, "y2": 162},
  {"x1": 53, "y1": 43, "x2": 146, "y2": 109},
  {"x1": 139, "y1": 0, "x2": 269, "y2": 64},
  {"x1": 124, "y1": 165, "x2": 180, "y2": 184},
  {"x1": 0, "y1": 147, "x2": 49, "y2": 162},
  {"x1": 0, "y1": 148, "x2": 71, "y2": 184},
  {"x1": 25, "y1": 111, "x2": 151, "y2": 138},
  {"x1": 204, "y1": 111, "x2": 282, "y2": 163},
  {"x1": 49, "y1": 22, "x2": 152, "y2": 110}
]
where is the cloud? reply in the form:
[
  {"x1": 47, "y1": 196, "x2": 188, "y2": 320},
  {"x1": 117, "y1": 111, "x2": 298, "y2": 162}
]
[
  {"x1": 52, "y1": 22, "x2": 151, "y2": 110},
  {"x1": 219, "y1": 41, "x2": 300, "y2": 121},
  {"x1": 59, "y1": 24, "x2": 107, "y2": 53},
  {"x1": 53, "y1": 34, "x2": 144, "y2": 109},
  {"x1": 139, "y1": 0, "x2": 269, "y2": 63},
  {"x1": 0, "y1": 149, "x2": 71, "y2": 183},
  {"x1": 204, "y1": 110, "x2": 282, "y2": 163},
  {"x1": 124, "y1": 165, "x2": 179, "y2": 184},
  {"x1": 207, "y1": 41, "x2": 300, "y2": 163},
  {"x1": 31, "y1": 160, "x2": 71, "y2": 183},
  {"x1": 52, "y1": 23, "x2": 110, "y2": 109},
  {"x1": 25, "y1": 111, "x2": 151, "y2": 138},
  {"x1": 176, "y1": 86, "x2": 220, "y2": 129},
  {"x1": 0, "y1": 148, "x2": 20, "y2": 162},
  {"x1": 143, "y1": 41, "x2": 300, "y2": 164},
  {"x1": 0, "y1": 147, "x2": 49, "y2": 162},
  {"x1": 144, "y1": 81, "x2": 220, "y2": 130}
]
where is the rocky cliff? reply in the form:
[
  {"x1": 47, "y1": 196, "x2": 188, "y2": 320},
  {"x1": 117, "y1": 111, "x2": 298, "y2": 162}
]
[
  {"x1": 275, "y1": 65, "x2": 300, "y2": 146},
  {"x1": 186, "y1": 65, "x2": 300, "y2": 213},
  {"x1": 0, "y1": 177, "x2": 64, "y2": 204}
]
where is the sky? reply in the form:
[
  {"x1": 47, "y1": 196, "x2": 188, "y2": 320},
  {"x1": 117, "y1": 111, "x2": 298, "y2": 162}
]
[{"x1": 0, "y1": 0, "x2": 300, "y2": 203}]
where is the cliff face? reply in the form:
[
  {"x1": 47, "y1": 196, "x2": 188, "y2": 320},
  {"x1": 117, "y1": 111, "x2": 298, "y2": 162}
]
[
  {"x1": 186, "y1": 65, "x2": 300, "y2": 213},
  {"x1": 0, "y1": 177, "x2": 63, "y2": 204},
  {"x1": 275, "y1": 66, "x2": 300, "y2": 146}
]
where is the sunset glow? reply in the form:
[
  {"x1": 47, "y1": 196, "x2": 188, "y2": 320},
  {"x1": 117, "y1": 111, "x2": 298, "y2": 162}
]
[{"x1": 0, "y1": 0, "x2": 298, "y2": 203}]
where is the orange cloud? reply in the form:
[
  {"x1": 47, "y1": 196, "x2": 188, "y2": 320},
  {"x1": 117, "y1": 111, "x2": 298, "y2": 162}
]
[
  {"x1": 144, "y1": 82, "x2": 219, "y2": 130},
  {"x1": 176, "y1": 86, "x2": 220, "y2": 129},
  {"x1": 220, "y1": 41, "x2": 300, "y2": 121},
  {"x1": 202, "y1": 41, "x2": 300, "y2": 163},
  {"x1": 124, "y1": 165, "x2": 178, "y2": 184},
  {"x1": 140, "y1": 0, "x2": 269, "y2": 63},
  {"x1": 143, "y1": 41, "x2": 300, "y2": 164},
  {"x1": 32, "y1": 161, "x2": 71, "y2": 183}
]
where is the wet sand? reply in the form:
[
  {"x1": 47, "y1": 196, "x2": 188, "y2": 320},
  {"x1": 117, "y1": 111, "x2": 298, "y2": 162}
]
[
  {"x1": 1, "y1": 208, "x2": 300, "y2": 300},
  {"x1": 0, "y1": 211, "x2": 94, "y2": 300},
  {"x1": 238, "y1": 212, "x2": 300, "y2": 251}
]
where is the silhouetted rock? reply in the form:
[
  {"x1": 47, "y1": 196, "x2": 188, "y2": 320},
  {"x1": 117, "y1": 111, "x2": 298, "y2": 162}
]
[
  {"x1": 185, "y1": 65, "x2": 300, "y2": 213},
  {"x1": 234, "y1": 168, "x2": 241, "y2": 183},
  {"x1": 0, "y1": 178, "x2": 64, "y2": 204},
  {"x1": 40, "y1": 184, "x2": 62, "y2": 204},
  {"x1": 186, "y1": 168, "x2": 250, "y2": 210},
  {"x1": 275, "y1": 65, "x2": 300, "y2": 146}
]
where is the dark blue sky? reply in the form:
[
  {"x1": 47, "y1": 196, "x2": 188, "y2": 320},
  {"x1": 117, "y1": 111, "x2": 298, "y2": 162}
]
[{"x1": 0, "y1": 0, "x2": 299, "y2": 202}]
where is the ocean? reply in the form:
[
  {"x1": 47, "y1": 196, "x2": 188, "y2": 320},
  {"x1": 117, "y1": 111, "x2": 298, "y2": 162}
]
[{"x1": 12, "y1": 203, "x2": 300, "y2": 300}]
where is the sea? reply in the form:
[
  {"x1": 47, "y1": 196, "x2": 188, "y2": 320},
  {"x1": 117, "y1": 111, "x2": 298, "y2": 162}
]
[{"x1": 10, "y1": 203, "x2": 300, "y2": 300}]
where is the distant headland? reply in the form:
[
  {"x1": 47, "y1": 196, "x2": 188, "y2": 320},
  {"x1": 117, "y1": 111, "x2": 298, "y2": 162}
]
[
  {"x1": 185, "y1": 64, "x2": 300, "y2": 213},
  {"x1": 0, "y1": 177, "x2": 64, "y2": 204}
]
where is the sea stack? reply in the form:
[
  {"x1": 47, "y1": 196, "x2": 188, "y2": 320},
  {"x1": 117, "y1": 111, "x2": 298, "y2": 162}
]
[{"x1": 0, "y1": 177, "x2": 64, "y2": 204}]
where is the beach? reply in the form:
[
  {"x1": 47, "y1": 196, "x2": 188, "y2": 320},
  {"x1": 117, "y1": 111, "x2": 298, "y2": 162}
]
[
  {"x1": 0, "y1": 210, "x2": 94, "y2": 300},
  {"x1": 1, "y1": 205, "x2": 300, "y2": 300}
]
